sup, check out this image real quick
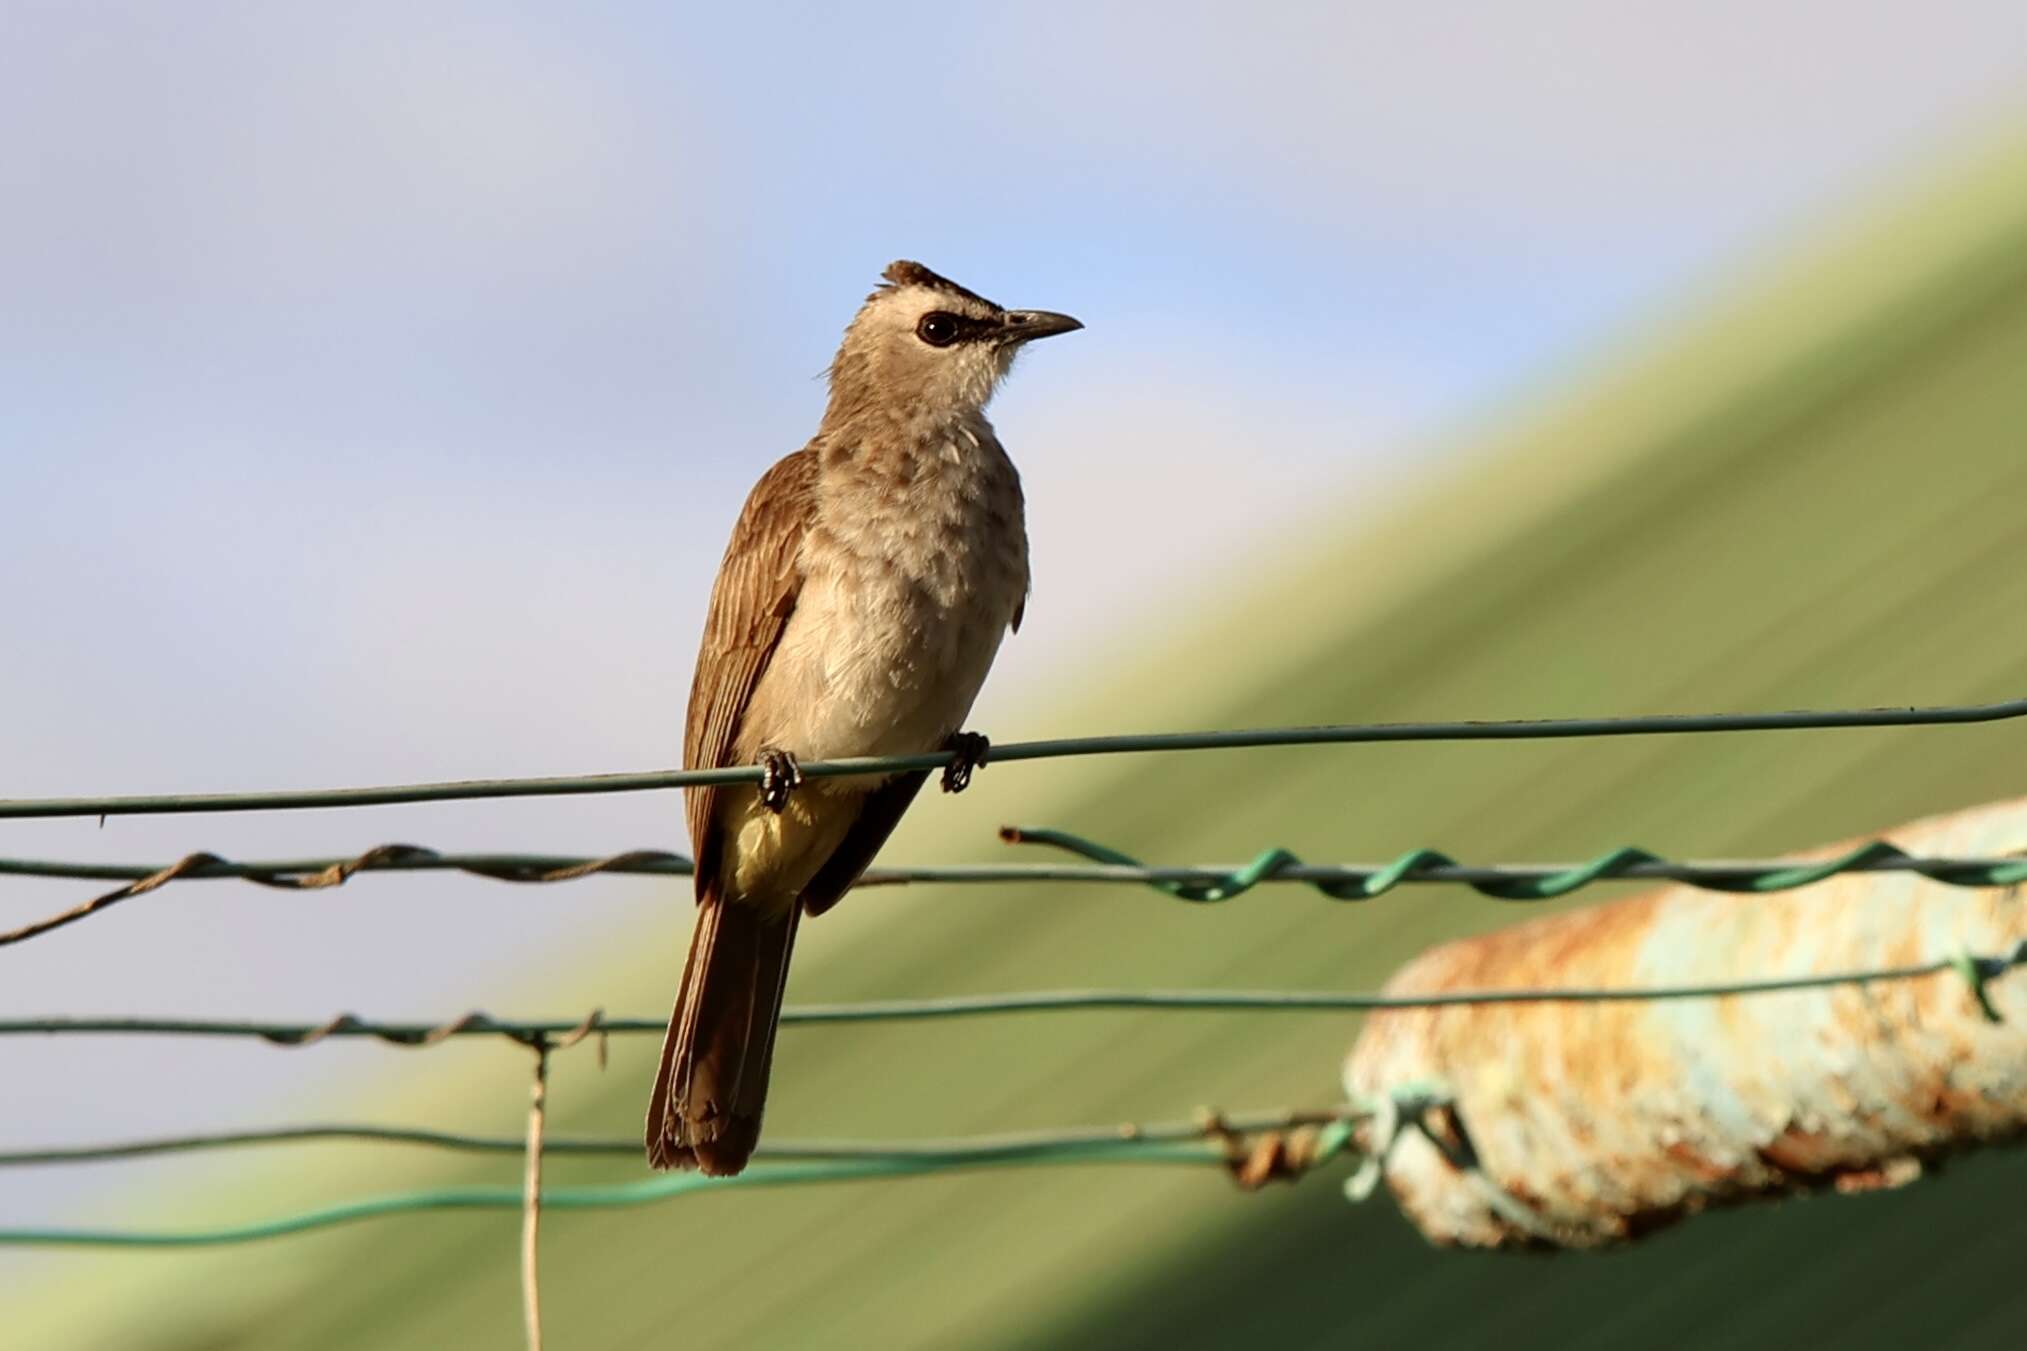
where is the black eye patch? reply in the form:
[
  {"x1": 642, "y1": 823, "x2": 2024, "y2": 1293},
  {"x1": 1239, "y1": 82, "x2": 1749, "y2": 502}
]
[{"x1": 915, "y1": 311, "x2": 998, "y2": 348}]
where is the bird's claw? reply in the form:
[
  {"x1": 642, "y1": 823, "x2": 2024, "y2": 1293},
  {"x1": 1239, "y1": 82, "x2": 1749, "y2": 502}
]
[
  {"x1": 941, "y1": 731, "x2": 990, "y2": 794},
  {"x1": 757, "y1": 748, "x2": 802, "y2": 813}
]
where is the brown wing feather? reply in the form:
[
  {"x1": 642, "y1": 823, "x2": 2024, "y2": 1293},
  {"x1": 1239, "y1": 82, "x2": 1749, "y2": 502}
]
[
  {"x1": 683, "y1": 450, "x2": 819, "y2": 895},
  {"x1": 800, "y1": 770, "x2": 930, "y2": 917}
]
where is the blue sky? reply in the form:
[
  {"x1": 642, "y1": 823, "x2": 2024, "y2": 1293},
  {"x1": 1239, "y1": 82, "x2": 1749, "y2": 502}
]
[{"x1": 3, "y1": 1, "x2": 2026, "y2": 1249}]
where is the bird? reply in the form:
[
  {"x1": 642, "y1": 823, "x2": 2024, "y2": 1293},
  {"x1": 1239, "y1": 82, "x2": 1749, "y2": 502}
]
[{"x1": 646, "y1": 260, "x2": 1083, "y2": 1175}]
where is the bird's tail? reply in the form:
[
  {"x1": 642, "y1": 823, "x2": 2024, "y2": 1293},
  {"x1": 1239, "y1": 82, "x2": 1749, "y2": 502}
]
[{"x1": 645, "y1": 893, "x2": 800, "y2": 1175}]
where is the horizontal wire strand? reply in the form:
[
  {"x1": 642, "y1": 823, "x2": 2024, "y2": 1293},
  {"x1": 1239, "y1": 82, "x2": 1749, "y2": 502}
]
[
  {"x1": 6, "y1": 695, "x2": 2025, "y2": 820},
  {"x1": 0, "y1": 1152, "x2": 1216, "y2": 1248},
  {"x1": 9, "y1": 840, "x2": 2027, "y2": 896},
  {"x1": 6, "y1": 941, "x2": 2021, "y2": 1047},
  {"x1": 0, "y1": 1109, "x2": 1354, "y2": 1169},
  {"x1": 0, "y1": 1108, "x2": 1362, "y2": 1248},
  {"x1": 8, "y1": 832, "x2": 2027, "y2": 952}
]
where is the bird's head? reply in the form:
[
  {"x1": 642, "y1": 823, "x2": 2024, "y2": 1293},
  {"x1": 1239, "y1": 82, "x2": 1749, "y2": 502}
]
[{"x1": 824, "y1": 260, "x2": 1081, "y2": 432}]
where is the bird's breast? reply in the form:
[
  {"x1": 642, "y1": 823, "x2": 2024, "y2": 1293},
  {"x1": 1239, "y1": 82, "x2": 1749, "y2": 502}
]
[{"x1": 745, "y1": 432, "x2": 1028, "y2": 768}]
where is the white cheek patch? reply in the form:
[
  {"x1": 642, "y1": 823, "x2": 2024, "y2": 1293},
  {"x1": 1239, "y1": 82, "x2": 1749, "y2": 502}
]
[{"x1": 950, "y1": 348, "x2": 1004, "y2": 411}]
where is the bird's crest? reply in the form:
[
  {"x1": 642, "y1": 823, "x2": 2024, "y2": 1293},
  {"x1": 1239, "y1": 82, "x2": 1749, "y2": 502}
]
[{"x1": 875, "y1": 260, "x2": 1000, "y2": 311}]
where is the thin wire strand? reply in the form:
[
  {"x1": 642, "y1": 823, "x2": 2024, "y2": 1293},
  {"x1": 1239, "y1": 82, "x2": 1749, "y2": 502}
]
[
  {"x1": 6, "y1": 695, "x2": 2024, "y2": 820},
  {"x1": 0, "y1": 1109, "x2": 1357, "y2": 1249},
  {"x1": 5, "y1": 942, "x2": 2020, "y2": 1047},
  {"x1": 0, "y1": 1154, "x2": 1215, "y2": 1248},
  {"x1": 0, "y1": 846, "x2": 695, "y2": 950},
  {"x1": 0, "y1": 850, "x2": 695, "y2": 885},
  {"x1": 0, "y1": 1109, "x2": 1354, "y2": 1169}
]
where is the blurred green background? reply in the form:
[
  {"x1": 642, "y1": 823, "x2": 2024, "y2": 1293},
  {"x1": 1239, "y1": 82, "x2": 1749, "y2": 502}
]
[{"x1": 19, "y1": 114, "x2": 2027, "y2": 1349}]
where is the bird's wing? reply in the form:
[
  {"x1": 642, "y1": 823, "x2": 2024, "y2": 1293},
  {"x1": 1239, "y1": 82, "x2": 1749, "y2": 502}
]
[
  {"x1": 799, "y1": 770, "x2": 930, "y2": 917},
  {"x1": 684, "y1": 450, "x2": 819, "y2": 896}
]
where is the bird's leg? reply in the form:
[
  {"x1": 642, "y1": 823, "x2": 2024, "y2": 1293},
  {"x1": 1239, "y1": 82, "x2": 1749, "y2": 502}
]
[
  {"x1": 941, "y1": 731, "x2": 991, "y2": 794},
  {"x1": 756, "y1": 748, "x2": 803, "y2": 814}
]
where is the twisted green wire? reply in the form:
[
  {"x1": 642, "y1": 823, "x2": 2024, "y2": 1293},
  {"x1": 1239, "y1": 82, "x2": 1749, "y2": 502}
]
[
  {"x1": 16, "y1": 842, "x2": 2027, "y2": 899},
  {"x1": 1001, "y1": 828, "x2": 2027, "y2": 902}
]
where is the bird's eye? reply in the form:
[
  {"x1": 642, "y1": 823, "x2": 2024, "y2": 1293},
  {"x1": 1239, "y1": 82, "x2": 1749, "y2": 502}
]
[{"x1": 916, "y1": 312, "x2": 960, "y2": 347}]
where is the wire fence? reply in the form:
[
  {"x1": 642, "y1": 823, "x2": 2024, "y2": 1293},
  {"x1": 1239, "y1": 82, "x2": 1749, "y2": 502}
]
[{"x1": 6, "y1": 696, "x2": 2027, "y2": 1345}]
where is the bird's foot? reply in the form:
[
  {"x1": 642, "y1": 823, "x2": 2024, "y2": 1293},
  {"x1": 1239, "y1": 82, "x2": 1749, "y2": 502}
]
[
  {"x1": 757, "y1": 748, "x2": 803, "y2": 814},
  {"x1": 941, "y1": 731, "x2": 991, "y2": 794}
]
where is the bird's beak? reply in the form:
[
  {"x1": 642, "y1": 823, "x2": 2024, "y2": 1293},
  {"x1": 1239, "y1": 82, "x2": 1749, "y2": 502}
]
[{"x1": 998, "y1": 309, "x2": 1084, "y2": 344}]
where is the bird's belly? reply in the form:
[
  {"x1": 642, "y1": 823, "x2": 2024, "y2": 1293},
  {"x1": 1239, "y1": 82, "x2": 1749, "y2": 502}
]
[{"x1": 744, "y1": 571, "x2": 1014, "y2": 774}]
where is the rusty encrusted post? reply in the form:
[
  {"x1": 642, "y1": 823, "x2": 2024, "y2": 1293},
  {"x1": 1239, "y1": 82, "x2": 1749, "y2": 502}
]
[{"x1": 1346, "y1": 797, "x2": 2027, "y2": 1249}]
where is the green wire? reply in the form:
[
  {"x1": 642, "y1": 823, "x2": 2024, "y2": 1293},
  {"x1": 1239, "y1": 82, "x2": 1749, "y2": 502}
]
[
  {"x1": 8, "y1": 836, "x2": 2026, "y2": 962},
  {"x1": 0, "y1": 1141, "x2": 1228, "y2": 1248},
  {"x1": 999, "y1": 829, "x2": 2027, "y2": 902}
]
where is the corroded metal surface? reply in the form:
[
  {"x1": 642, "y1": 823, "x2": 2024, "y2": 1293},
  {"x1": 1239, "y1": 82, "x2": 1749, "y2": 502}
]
[{"x1": 1345, "y1": 798, "x2": 2027, "y2": 1249}]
